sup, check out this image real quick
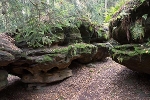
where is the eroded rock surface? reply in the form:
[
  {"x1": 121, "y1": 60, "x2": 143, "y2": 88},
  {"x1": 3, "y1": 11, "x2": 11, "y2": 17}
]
[
  {"x1": 22, "y1": 68, "x2": 72, "y2": 83},
  {"x1": 9, "y1": 43, "x2": 109, "y2": 83},
  {"x1": 0, "y1": 20, "x2": 109, "y2": 87},
  {"x1": 109, "y1": 0, "x2": 150, "y2": 74},
  {"x1": 111, "y1": 44, "x2": 150, "y2": 74},
  {"x1": 0, "y1": 33, "x2": 22, "y2": 67},
  {"x1": 0, "y1": 33, "x2": 22, "y2": 90}
]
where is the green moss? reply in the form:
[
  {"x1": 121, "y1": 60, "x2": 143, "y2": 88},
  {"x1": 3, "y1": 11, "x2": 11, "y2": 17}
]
[
  {"x1": 112, "y1": 48, "x2": 138, "y2": 62},
  {"x1": 21, "y1": 52, "x2": 27, "y2": 58},
  {"x1": 37, "y1": 54, "x2": 58, "y2": 63},
  {"x1": 73, "y1": 43, "x2": 97, "y2": 54},
  {"x1": 67, "y1": 43, "x2": 98, "y2": 57},
  {"x1": 43, "y1": 55, "x2": 53, "y2": 62},
  {"x1": 111, "y1": 43, "x2": 150, "y2": 63},
  {"x1": 51, "y1": 47, "x2": 68, "y2": 54},
  {"x1": 96, "y1": 27, "x2": 109, "y2": 40},
  {"x1": 73, "y1": 43, "x2": 96, "y2": 48},
  {"x1": 34, "y1": 43, "x2": 98, "y2": 62},
  {"x1": 95, "y1": 43, "x2": 110, "y2": 48}
]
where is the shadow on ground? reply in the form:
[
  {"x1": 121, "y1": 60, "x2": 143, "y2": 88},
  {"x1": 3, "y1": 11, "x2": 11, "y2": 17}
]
[
  {"x1": 0, "y1": 60, "x2": 150, "y2": 100},
  {"x1": 112, "y1": 70, "x2": 150, "y2": 99}
]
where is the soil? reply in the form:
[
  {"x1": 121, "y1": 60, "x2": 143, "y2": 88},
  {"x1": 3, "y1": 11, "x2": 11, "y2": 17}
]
[{"x1": 0, "y1": 58, "x2": 150, "y2": 100}]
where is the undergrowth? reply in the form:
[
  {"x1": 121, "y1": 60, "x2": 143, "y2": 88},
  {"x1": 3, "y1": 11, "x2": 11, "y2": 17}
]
[
  {"x1": 104, "y1": 0, "x2": 129, "y2": 22},
  {"x1": 0, "y1": 0, "x2": 107, "y2": 48}
]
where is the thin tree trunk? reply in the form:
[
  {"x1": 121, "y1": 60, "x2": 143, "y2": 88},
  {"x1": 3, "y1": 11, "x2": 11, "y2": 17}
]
[{"x1": 105, "y1": 0, "x2": 107, "y2": 13}]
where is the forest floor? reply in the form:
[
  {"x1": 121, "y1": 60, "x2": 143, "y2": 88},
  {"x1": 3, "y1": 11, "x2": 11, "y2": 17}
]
[{"x1": 0, "y1": 58, "x2": 150, "y2": 100}]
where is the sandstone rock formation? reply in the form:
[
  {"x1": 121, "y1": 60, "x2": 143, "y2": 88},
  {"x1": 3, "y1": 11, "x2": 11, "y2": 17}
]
[
  {"x1": 9, "y1": 42, "x2": 109, "y2": 84},
  {"x1": 0, "y1": 20, "x2": 109, "y2": 90},
  {"x1": 0, "y1": 33, "x2": 22, "y2": 67},
  {"x1": 0, "y1": 33, "x2": 22, "y2": 90},
  {"x1": 109, "y1": 0, "x2": 150, "y2": 74}
]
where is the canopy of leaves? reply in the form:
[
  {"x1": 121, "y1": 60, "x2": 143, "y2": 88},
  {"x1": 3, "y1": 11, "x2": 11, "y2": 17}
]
[{"x1": 0, "y1": 0, "x2": 124, "y2": 47}]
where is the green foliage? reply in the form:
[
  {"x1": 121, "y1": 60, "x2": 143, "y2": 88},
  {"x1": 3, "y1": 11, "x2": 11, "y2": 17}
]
[
  {"x1": 140, "y1": 0, "x2": 145, "y2": 3},
  {"x1": 43, "y1": 55, "x2": 53, "y2": 62},
  {"x1": 104, "y1": 0, "x2": 147, "y2": 23},
  {"x1": 104, "y1": 0, "x2": 129, "y2": 22},
  {"x1": 0, "y1": 0, "x2": 123, "y2": 47},
  {"x1": 15, "y1": 20, "x2": 54, "y2": 47},
  {"x1": 0, "y1": 0, "x2": 76, "y2": 47},
  {"x1": 111, "y1": 44, "x2": 138, "y2": 63},
  {"x1": 130, "y1": 21, "x2": 144, "y2": 40},
  {"x1": 68, "y1": 43, "x2": 97, "y2": 56},
  {"x1": 142, "y1": 14, "x2": 148, "y2": 20},
  {"x1": 111, "y1": 43, "x2": 150, "y2": 63}
]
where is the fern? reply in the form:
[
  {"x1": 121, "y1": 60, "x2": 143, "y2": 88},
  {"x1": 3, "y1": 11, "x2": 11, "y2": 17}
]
[
  {"x1": 130, "y1": 20, "x2": 144, "y2": 40},
  {"x1": 104, "y1": 0, "x2": 129, "y2": 22},
  {"x1": 0, "y1": 0, "x2": 123, "y2": 47}
]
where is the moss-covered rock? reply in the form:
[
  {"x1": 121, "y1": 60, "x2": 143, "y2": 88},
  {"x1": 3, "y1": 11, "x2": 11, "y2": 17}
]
[
  {"x1": 63, "y1": 27, "x2": 83, "y2": 44},
  {"x1": 109, "y1": 0, "x2": 150, "y2": 44},
  {"x1": 79, "y1": 19, "x2": 109, "y2": 44},
  {"x1": 111, "y1": 43, "x2": 150, "y2": 74},
  {"x1": 5, "y1": 42, "x2": 109, "y2": 84},
  {"x1": 0, "y1": 18, "x2": 109, "y2": 85},
  {"x1": 0, "y1": 20, "x2": 110, "y2": 85},
  {"x1": 109, "y1": 0, "x2": 150, "y2": 74}
]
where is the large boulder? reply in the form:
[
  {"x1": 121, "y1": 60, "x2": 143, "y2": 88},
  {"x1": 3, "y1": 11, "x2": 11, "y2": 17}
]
[
  {"x1": 0, "y1": 33, "x2": 21, "y2": 91},
  {"x1": 9, "y1": 42, "x2": 109, "y2": 83},
  {"x1": 109, "y1": 0, "x2": 150, "y2": 74},
  {"x1": 0, "y1": 20, "x2": 109, "y2": 86},
  {"x1": 111, "y1": 43, "x2": 150, "y2": 74},
  {"x1": 0, "y1": 33, "x2": 22, "y2": 67},
  {"x1": 109, "y1": 0, "x2": 150, "y2": 44}
]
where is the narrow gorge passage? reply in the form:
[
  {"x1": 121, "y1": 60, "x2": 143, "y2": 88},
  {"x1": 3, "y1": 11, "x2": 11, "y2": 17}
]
[{"x1": 0, "y1": 58, "x2": 150, "y2": 100}]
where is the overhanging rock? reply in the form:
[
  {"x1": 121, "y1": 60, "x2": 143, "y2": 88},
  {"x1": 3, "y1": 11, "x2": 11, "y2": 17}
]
[
  {"x1": 0, "y1": 21, "x2": 109, "y2": 86},
  {"x1": 109, "y1": 0, "x2": 150, "y2": 74}
]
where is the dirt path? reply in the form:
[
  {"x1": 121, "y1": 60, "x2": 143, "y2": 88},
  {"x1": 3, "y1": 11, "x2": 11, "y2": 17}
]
[{"x1": 0, "y1": 58, "x2": 150, "y2": 100}]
